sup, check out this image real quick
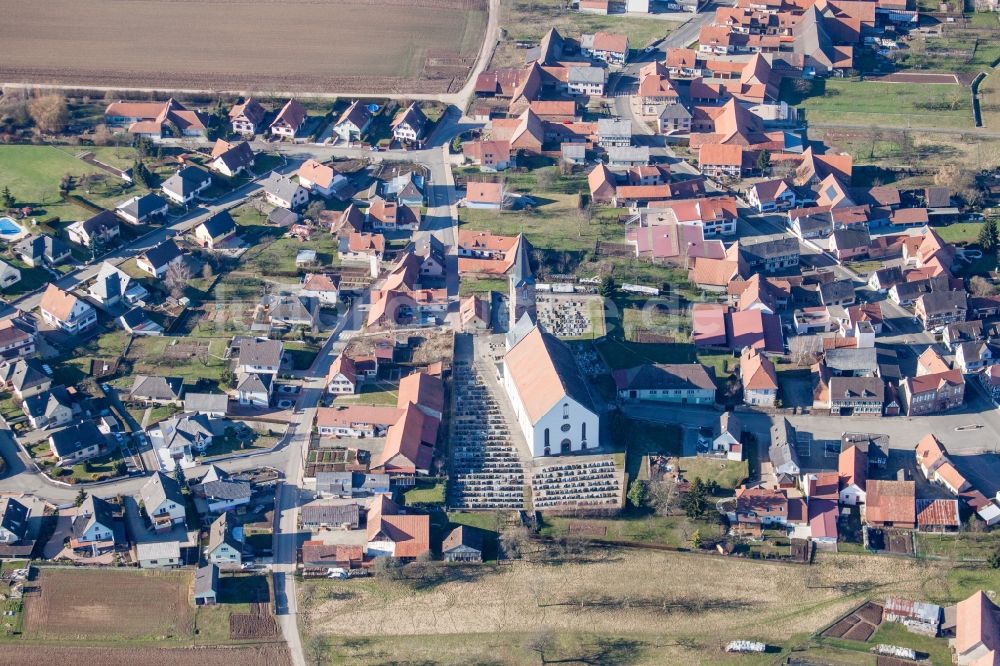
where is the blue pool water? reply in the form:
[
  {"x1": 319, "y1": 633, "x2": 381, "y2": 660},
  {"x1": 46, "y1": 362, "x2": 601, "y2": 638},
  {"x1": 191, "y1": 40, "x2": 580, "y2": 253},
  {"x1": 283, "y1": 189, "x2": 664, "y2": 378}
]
[{"x1": 0, "y1": 217, "x2": 22, "y2": 236}]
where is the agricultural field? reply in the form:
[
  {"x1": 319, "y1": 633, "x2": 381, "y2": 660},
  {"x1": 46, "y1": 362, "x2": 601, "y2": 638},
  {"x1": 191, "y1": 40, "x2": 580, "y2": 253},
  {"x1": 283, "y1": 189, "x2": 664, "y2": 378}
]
[
  {"x1": 782, "y1": 79, "x2": 975, "y2": 129},
  {"x1": 22, "y1": 569, "x2": 193, "y2": 642},
  {"x1": 0, "y1": 0, "x2": 487, "y2": 94},
  {"x1": 301, "y1": 550, "x2": 999, "y2": 665},
  {"x1": 0, "y1": 645, "x2": 291, "y2": 666}
]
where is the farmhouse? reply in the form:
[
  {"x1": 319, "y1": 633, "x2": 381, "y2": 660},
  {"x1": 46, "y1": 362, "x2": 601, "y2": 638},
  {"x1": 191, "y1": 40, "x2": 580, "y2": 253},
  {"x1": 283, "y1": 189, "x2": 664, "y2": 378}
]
[
  {"x1": 315, "y1": 405, "x2": 402, "y2": 438},
  {"x1": 104, "y1": 98, "x2": 207, "y2": 137},
  {"x1": 952, "y1": 590, "x2": 1000, "y2": 665},
  {"x1": 365, "y1": 495, "x2": 430, "y2": 560},
  {"x1": 503, "y1": 324, "x2": 599, "y2": 457},
  {"x1": 864, "y1": 479, "x2": 916, "y2": 528},
  {"x1": 581, "y1": 32, "x2": 629, "y2": 65},
  {"x1": 300, "y1": 501, "x2": 361, "y2": 530},
  {"x1": 613, "y1": 363, "x2": 716, "y2": 405}
]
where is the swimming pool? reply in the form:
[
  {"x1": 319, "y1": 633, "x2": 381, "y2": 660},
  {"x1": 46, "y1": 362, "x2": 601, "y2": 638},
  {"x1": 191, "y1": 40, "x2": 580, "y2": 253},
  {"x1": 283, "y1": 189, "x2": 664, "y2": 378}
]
[{"x1": 0, "y1": 217, "x2": 25, "y2": 240}]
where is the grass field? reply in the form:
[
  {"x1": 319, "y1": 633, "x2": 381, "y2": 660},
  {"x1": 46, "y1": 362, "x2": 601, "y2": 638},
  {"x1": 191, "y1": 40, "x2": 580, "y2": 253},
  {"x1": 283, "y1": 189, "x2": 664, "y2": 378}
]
[
  {"x1": 783, "y1": 79, "x2": 974, "y2": 129},
  {"x1": 677, "y1": 456, "x2": 748, "y2": 489},
  {"x1": 0, "y1": 0, "x2": 486, "y2": 93},
  {"x1": 493, "y1": 0, "x2": 677, "y2": 67},
  {"x1": 0, "y1": 145, "x2": 112, "y2": 222},
  {"x1": 301, "y1": 550, "x2": 1000, "y2": 665},
  {"x1": 932, "y1": 221, "x2": 984, "y2": 246},
  {"x1": 0, "y1": 645, "x2": 291, "y2": 665}
]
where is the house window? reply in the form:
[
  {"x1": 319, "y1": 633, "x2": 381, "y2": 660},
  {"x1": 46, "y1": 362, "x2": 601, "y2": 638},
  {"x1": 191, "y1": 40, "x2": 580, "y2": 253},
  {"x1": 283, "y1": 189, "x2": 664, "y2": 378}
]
[
  {"x1": 581, "y1": 422, "x2": 586, "y2": 440},
  {"x1": 563, "y1": 403, "x2": 569, "y2": 419},
  {"x1": 561, "y1": 424, "x2": 570, "y2": 433},
  {"x1": 544, "y1": 429, "x2": 550, "y2": 447}
]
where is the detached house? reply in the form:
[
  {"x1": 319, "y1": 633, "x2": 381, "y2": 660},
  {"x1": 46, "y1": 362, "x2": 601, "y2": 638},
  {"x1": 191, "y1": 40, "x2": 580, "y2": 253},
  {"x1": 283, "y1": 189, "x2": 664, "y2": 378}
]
[
  {"x1": 25, "y1": 386, "x2": 76, "y2": 430},
  {"x1": 209, "y1": 139, "x2": 255, "y2": 177},
  {"x1": 915, "y1": 291, "x2": 967, "y2": 331},
  {"x1": 0, "y1": 498, "x2": 28, "y2": 546},
  {"x1": 206, "y1": 513, "x2": 242, "y2": 566},
  {"x1": 116, "y1": 192, "x2": 169, "y2": 225},
  {"x1": 0, "y1": 319, "x2": 36, "y2": 362},
  {"x1": 269, "y1": 99, "x2": 307, "y2": 139},
  {"x1": 229, "y1": 98, "x2": 267, "y2": 136},
  {"x1": 298, "y1": 159, "x2": 345, "y2": 199},
  {"x1": 326, "y1": 354, "x2": 358, "y2": 394},
  {"x1": 391, "y1": 104, "x2": 429, "y2": 145},
  {"x1": 71, "y1": 495, "x2": 123, "y2": 556},
  {"x1": 49, "y1": 420, "x2": 103, "y2": 466},
  {"x1": 39, "y1": 285, "x2": 96, "y2": 334},
  {"x1": 301, "y1": 273, "x2": 340, "y2": 305},
  {"x1": 104, "y1": 98, "x2": 207, "y2": 137},
  {"x1": 15, "y1": 235, "x2": 70, "y2": 268},
  {"x1": 67, "y1": 210, "x2": 121, "y2": 249},
  {"x1": 139, "y1": 472, "x2": 186, "y2": 532},
  {"x1": 333, "y1": 101, "x2": 373, "y2": 142},
  {"x1": 262, "y1": 172, "x2": 309, "y2": 210},
  {"x1": 130, "y1": 374, "x2": 184, "y2": 405},
  {"x1": 194, "y1": 211, "x2": 237, "y2": 250},
  {"x1": 136, "y1": 239, "x2": 183, "y2": 278},
  {"x1": 89, "y1": 261, "x2": 148, "y2": 308},
  {"x1": 161, "y1": 166, "x2": 212, "y2": 205},
  {"x1": 613, "y1": 363, "x2": 717, "y2": 405}
]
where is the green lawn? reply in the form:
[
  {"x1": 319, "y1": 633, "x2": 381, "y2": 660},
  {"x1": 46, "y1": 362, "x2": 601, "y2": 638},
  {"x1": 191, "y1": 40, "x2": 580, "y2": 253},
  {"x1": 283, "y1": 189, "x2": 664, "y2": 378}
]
[
  {"x1": 915, "y1": 532, "x2": 1000, "y2": 562},
  {"x1": 595, "y1": 338, "x2": 697, "y2": 370},
  {"x1": 125, "y1": 336, "x2": 229, "y2": 385},
  {"x1": 202, "y1": 432, "x2": 278, "y2": 459},
  {"x1": 677, "y1": 456, "x2": 748, "y2": 490},
  {"x1": 867, "y1": 622, "x2": 952, "y2": 665},
  {"x1": 239, "y1": 234, "x2": 341, "y2": 277},
  {"x1": 459, "y1": 276, "x2": 507, "y2": 296},
  {"x1": 932, "y1": 221, "x2": 983, "y2": 246},
  {"x1": 539, "y1": 513, "x2": 724, "y2": 549},
  {"x1": 331, "y1": 381, "x2": 399, "y2": 407},
  {"x1": 403, "y1": 479, "x2": 446, "y2": 506},
  {"x1": 782, "y1": 79, "x2": 974, "y2": 129},
  {"x1": 0, "y1": 144, "x2": 144, "y2": 220}
]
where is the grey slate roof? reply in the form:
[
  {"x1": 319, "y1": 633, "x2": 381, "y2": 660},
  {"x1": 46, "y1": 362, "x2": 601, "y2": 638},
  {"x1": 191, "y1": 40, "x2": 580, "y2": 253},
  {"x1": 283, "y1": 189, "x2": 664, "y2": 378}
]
[
  {"x1": 162, "y1": 166, "x2": 211, "y2": 198},
  {"x1": 769, "y1": 417, "x2": 799, "y2": 469},
  {"x1": 140, "y1": 471, "x2": 184, "y2": 512},
  {"x1": 25, "y1": 386, "x2": 73, "y2": 422},
  {"x1": 207, "y1": 513, "x2": 241, "y2": 553},
  {"x1": 198, "y1": 211, "x2": 237, "y2": 240},
  {"x1": 11, "y1": 358, "x2": 50, "y2": 394},
  {"x1": 919, "y1": 290, "x2": 967, "y2": 315},
  {"x1": 300, "y1": 502, "x2": 361, "y2": 527},
  {"x1": 199, "y1": 478, "x2": 252, "y2": 502},
  {"x1": 72, "y1": 495, "x2": 119, "y2": 542},
  {"x1": 568, "y1": 66, "x2": 606, "y2": 84},
  {"x1": 140, "y1": 239, "x2": 182, "y2": 271},
  {"x1": 262, "y1": 172, "x2": 304, "y2": 202},
  {"x1": 130, "y1": 375, "x2": 184, "y2": 402},
  {"x1": 194, "y1": 563, "x2": 219, "y2": 597},
  {"x1": 117, "y1": 192, "x2": 168, "y2": 221},
  {"x1": 829, "y1": 376, "x2": 885, "y2": 401},
  {"x1": 49, "y1": 420, "x2": 102, "y2": 458},
  {"x1": 819, "y1": 279, "x2": 855, "y2": 304},
  {"x1": 0, "y1": 498, "x2": 28, "y2": 541},
  {"x1": 824, "y1": 347, "x2": 878, "y2": 374},
  {"x1": 613, "y1": 363, "x2": 716, "y2": 392},
  {"x1": 16, "y1": 234, "x2": 69, "y2": 263},
  {"x1": 230, "y1": 336, "x2": 284, "y2": 368},
  {"x1": 184, "y1": 392, "x2": 229, "y2": 414}
]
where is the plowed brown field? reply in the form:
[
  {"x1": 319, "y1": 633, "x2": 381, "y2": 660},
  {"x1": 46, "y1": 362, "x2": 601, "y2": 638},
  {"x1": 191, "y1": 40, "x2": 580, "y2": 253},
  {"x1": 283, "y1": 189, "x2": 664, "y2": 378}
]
[
  {"x1": 0, "y1": 0, "x2": 487, "y2": 94},
  {"x1": 22, "y1": 568, "x2": 193, "y2": 642}
]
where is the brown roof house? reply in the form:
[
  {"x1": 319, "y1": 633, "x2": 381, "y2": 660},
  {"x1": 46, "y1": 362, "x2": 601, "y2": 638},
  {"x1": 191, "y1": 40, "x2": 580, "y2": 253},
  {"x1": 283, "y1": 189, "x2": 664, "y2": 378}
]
[
  {"x1": 613, "y1": 363, "x2": 717, "y2": 406},
  {"x1": 442, "y1": 526, "x2": 483, "y2": 563},
  {"x1": 739, "y1": 346, "x2": 778, "y2": 407},
  {"x1": 333, "y1": 101, "x2": 373, "y2": 143},
  {"x1": 465, "y1": 182, "x2": 505, "y2": 210},
  {"x1": 269, "y1": 99, "x2": 308, "y2": 139},
  {"x1": 229, "y1": 98, "x2": 267, "y2": 135},
  {"x1": 104, "y1": 98, "x2": 207, "y2": 137},
  {"x1": 391, "y1": 104, "x2": 429, "y2": 145},
  {"x1": 951, "y1": 590, "x2": 1000, "y2": 666}
]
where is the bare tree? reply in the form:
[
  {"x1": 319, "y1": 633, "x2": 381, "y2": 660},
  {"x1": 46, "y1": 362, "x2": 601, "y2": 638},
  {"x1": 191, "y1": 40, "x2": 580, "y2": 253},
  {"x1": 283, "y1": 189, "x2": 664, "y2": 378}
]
[
  {"x1": 92, "y1": 124, "x2": 113, "y2": 146},
  {"x1": 648, "y1": 476, "x2": 680, "y2": 516},
  {"x1": 165, "y1": 260, "x2": 193, "y2": 299},
  {"x1": 788, "y1": 335, "x2": 822, "y2": 367},
  {"x1": 500, "y1": 524, "x2": 530, "y2": 560},
  {"x1": 524, "y1": 630, "x2": 556, "y2": 664},
  {"x1": 201, "y1": 262, "x2": 214, "y2": 280},
  {"x1": 970, "y1": 275, "x2": 997, "y2": 297},
  {"x1": 27, "y1": 94, "x2": 69, "y2": 134}
]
